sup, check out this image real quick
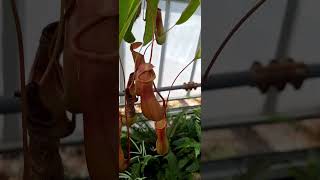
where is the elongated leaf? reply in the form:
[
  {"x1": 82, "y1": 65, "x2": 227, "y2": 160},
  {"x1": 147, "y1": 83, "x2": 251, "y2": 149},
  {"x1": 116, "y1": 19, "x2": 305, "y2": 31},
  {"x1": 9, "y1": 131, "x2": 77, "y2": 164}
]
[
  {"x1": 119, "y1": 0, "x2": 130, "y2": 31},
  {"x1": 124, "y1": 18, "x2": 136, "y2": 43},
  {"x1": 143, "y1": 0, "x2": 159, "y2": 45},
  {"x1": 176, "y1": 0, "x2": 200, "y2": 25},
  {"x1": 164, "y1": 152, "x2": 180, "y2": 179},
  {"x1": 124, "y1": 3, "x2": 142, "y2": 43},
  {"x1": 119, "y1": 0, "x2": 141, "y2": 45}
]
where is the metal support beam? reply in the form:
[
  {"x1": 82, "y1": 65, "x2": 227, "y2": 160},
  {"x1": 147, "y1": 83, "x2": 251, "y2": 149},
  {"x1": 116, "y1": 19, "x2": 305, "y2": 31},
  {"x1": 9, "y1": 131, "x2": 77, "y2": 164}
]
[
  {"x1": 0, "y1": 82, "x2": 201, "y2": 114},
  {"x1": 263, "y1": 0, "x2": 299, "y2": 114},
  {"x1": 203, "y1": 63, "x2": 320, "y2": 91}
]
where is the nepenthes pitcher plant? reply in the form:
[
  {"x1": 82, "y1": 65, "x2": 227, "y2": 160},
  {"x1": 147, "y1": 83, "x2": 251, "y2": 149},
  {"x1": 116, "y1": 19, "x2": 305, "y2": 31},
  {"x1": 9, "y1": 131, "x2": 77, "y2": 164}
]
[
  {"x1": 118, "y1": 0, "x2": 201, "y2": 173},
  {"x1": 9, "y1": 0, "x2": 200, "y2": 179}
]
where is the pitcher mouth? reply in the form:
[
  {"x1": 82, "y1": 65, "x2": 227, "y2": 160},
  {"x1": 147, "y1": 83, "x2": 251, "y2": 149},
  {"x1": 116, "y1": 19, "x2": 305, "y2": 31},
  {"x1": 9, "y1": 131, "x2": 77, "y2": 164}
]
[
  {"x1": 71, "y1": 15, "x2": 118, "y2": 62},
  {"x1": 130, "y1": 42, "x2": 146, "y2": 71},
  {"x1": 135, "y1": 63, "x2": 156, "y2": 83}
]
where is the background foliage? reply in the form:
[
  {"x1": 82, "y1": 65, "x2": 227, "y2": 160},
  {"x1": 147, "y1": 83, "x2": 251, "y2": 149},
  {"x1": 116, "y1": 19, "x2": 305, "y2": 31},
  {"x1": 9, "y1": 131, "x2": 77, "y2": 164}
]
[{"x1": 119, "y1": 108, "x2": 201, "y2": 180}]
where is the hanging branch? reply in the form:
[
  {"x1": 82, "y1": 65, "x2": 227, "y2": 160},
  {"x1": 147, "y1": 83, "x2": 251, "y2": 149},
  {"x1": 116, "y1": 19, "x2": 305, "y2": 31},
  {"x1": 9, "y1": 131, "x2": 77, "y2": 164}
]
[
  {"x1": 9, "y1": 0, "x2": 30, "y2": 178},
  {"x1": 40, "y1": 0, "x2": 66, "y2": 85},
  {"x1": 202, "y1": 0, "x2": 268, "y2": 84}
]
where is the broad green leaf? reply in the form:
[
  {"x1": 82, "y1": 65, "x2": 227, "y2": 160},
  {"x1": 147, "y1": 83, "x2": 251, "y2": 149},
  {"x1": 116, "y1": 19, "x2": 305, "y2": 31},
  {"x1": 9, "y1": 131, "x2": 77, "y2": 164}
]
[
  {"x1": 124, "y1": 24, "x2": 136, "y2": 43},
  {"x1": 176, "y1": 0, "x2": 200, "y2": 25},
  {"x1": 123, "y1": 3, "x2": 142, "y2": 43},
  {"x1": 119, "y1": 0, "x2": 130, "y2": 31},
  {"x1": 143, "y1": 0, "x2": 159, "y2": 45},
  {"x1": 119, "y1": 0, "x2": 141, "y2": 45}
]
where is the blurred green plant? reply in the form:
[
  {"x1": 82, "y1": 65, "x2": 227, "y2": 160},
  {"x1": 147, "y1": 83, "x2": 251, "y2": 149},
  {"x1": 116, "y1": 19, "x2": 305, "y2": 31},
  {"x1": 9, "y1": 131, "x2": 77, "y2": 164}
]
[{"x1": 289, "y1": 152, "x2": 320, "y2": 180}]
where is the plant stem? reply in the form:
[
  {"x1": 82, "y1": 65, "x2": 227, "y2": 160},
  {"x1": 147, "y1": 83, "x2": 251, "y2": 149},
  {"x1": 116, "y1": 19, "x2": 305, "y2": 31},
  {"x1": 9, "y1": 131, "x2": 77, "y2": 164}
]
[
  {"x1": 9, "y1": 0, "x2": 30, "y2": 178},
  {"x1": 40, "y1": 0, "x2": 66, "y2": 85},
  {"x1": 166, "y1": 58, "x2": 196, "y2": 109},
  {"x1": 148, "y1": 36, "x2": 155, "y2": 63},
  {"x1": 202, "y1": 0, "x2": 268, "y2": 84}
]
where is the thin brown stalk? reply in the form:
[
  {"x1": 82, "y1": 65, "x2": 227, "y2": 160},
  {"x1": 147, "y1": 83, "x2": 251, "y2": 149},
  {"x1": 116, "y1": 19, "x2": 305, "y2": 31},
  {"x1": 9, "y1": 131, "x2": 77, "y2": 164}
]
[
  {"x1": 148, "y1": 36, "x2": 155, "y2": 63},
  {"x1": 202, "y1": 0, "x2": 268, "y2": 83},
  {"x1": 153, "y1": 82, "x2": 166, "y2": 117},
  {"x1": 119, "y1": 56, "x2": 131, "y2": 161},
  {"x1": 143, "y1": 40, "x2": 153, "y2": 55},
  {"x1": 9, "y1": 0, "x2": 30, "y2": 178},
  {"x1": 166, "y1": 58, "x2": 196, "y2": 110},
  {"x1": 40, "y1": 0, "x2": 66, "y2": 85}
]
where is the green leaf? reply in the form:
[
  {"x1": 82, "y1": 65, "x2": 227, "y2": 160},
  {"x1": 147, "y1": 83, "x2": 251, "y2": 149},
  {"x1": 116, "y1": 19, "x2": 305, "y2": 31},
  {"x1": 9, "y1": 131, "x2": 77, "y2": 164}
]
[
  {"x1": 119, "y1": 171, "x2": 133, "y2": 179},
  {"x1": 194, "y1": 47, "x2": 201, "y2": 60},
  {"x1": 164, "y1": 152, "x2": 180, "y2": 180},
  {"x1": 178, "y1": 158, "x2": 190, "y2": 169},
  {"x1": 173, "y1": 137, "x2": 200, "y2": 158},
  {"x1": 130, "y1": 163, "x2": 142, "y2": 178},
  {"x1": 119, "y1": 0, "x2": 141, "y2": 45},
  {"x1": 123, "y1": 13, "x2": 136, "y2": 43},
  {"x1": 140, "y1": 155, "x2": 153, "y2": 173},
  {"x1": 194, "y1": 119, "x2": 201, "y2": 141},
  {"x1": 194, "y1": 144, "x2": 200, "y2": 158},
  {"x1": 130, "y1": 137, "x2": 142, "y2": 154},
  {"x1": 173, "y1": 137, "x2": 197, "y2": 149},
  {"x1": 185, "y1": 161, "x2": 199, "y2": 172},
  {"x1": 143, "y1": 0, "x2": 159, "y2": 45},
  {"x1": 124, "y1": 31, "x2": 135, "y2": 43},
  {"x1": 168, "y1": 111, "x2": 186, "y2": 138},
  {"x1": 176, "y1": 0, "x2": 200, "y2": 25},
  {"x1": 119, "y1": 0, "x2": 130, "y2": 31}
]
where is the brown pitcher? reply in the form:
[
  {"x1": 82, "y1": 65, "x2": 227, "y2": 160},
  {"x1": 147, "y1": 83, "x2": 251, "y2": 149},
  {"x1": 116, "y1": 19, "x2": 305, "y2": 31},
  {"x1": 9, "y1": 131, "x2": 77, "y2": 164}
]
[{"x1": 64, "y1": 0, "x2": 119, "y2": 179}]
